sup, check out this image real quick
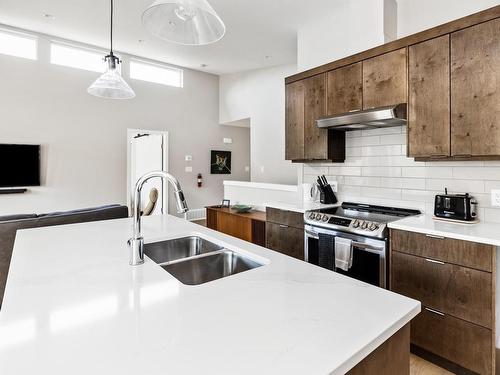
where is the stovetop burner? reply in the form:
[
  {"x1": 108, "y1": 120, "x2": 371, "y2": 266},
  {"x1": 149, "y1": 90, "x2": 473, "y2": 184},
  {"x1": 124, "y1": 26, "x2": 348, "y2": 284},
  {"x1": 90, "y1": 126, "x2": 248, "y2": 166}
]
[{"x1": 304, "y1": 202, "x2": 421, "y2": 239}]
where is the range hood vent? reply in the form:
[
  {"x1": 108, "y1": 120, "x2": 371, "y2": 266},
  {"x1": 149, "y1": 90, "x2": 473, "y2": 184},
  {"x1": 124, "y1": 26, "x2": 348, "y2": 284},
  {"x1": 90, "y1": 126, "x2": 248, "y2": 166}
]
[{"x1": 317, "y1": 104, "x2": 407, "y2": 130}]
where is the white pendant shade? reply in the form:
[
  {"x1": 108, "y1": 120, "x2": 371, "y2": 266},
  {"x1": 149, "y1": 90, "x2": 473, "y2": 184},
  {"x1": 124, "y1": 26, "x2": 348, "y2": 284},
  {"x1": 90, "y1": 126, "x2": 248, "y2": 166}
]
[
  {"x1": 142, "y1": 0, "x2": 225, "y2": 45},
  {"x1": 87, "y1": 65, "x2": 136, "y2": 99}
]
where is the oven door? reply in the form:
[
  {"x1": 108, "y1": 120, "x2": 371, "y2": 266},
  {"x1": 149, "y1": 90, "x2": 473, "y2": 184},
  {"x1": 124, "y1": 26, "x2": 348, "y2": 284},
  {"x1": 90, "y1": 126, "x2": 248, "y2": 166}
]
[{"x1": 305, "y1": 224, "x2": 387, "y2": 288}]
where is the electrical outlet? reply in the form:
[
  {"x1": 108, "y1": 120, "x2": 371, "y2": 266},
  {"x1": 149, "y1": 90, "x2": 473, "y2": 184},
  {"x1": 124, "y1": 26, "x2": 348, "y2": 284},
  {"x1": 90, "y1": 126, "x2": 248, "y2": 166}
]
[
  {"x1": 491, "y1": 189, "x2": 500, "y2": 207},
  {"x1": 223, "y1": 138, "x2": 233, "y2": 144}
]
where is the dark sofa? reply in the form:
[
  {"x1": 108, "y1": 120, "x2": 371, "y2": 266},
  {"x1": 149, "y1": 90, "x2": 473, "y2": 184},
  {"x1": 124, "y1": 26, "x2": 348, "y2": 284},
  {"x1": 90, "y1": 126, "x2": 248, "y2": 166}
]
[{"x1": 0, "y1": 204, "x2": 129, "y2": 308}]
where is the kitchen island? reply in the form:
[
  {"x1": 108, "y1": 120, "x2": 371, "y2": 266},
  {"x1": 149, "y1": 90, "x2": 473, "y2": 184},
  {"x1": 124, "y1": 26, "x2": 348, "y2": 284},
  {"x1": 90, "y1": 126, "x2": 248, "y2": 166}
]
[{"x1": 0, "y1": 214, "x2": 419, "y2": 374}]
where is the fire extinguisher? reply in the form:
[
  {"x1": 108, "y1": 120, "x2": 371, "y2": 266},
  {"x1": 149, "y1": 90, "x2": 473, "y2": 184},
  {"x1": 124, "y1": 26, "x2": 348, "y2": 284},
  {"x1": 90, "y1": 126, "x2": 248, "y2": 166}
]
[{"x1": 197, "y1": 173, "x2": 203, "y2": 188}]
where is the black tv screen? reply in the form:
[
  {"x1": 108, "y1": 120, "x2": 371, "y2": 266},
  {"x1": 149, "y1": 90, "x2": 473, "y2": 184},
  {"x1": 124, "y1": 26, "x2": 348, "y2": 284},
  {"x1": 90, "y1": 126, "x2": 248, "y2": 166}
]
[{"x1": 0, "y1": 144, "x2": 41, "y2": 188}]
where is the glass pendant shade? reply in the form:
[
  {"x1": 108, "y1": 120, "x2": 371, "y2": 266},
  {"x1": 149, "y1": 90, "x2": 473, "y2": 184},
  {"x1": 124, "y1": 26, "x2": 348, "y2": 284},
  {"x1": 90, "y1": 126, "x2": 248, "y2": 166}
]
[
  {"x1": 142, "y1": 0, "x2": 225, "y2": 45},
  {"x1": 87, "y1": 58, "x2": 136, "y2": 99}
]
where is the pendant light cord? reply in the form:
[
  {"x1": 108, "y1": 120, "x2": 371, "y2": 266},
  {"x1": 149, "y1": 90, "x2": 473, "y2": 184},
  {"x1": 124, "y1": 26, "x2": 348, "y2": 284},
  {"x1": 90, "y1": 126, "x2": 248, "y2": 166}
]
[{"x1": 110, "y1": 0, "x2": 114, "y2": 54}]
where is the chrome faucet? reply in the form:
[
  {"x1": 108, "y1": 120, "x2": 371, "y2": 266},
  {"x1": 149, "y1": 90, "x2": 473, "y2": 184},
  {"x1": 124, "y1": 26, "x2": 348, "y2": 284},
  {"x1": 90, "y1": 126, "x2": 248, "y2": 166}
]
[{"x1": 128, "y1": 171, "x2": 188, "y2": 266}]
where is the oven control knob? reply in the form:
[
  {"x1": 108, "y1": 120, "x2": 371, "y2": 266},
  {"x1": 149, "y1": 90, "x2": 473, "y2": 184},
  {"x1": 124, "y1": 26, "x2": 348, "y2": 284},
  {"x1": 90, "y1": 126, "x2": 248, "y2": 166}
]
[
  {"x1": 369, "y1": 223, "x2": 379, "y2": 231},
  {"x1": 352, "y1": 220, "x2": 360, "y2": 228},
  {"x1": 361, "y1": 221, "x2": 369, "y2": 230},
  {"x1": 322, "y1": 215, "x2": 329, "y2": 222},
  {"x1": 309, "y1": 213, "x2": 316, "y2": 220},
  {"x1": 317, "y1": 214, "x2": 324, "y2": 221}
]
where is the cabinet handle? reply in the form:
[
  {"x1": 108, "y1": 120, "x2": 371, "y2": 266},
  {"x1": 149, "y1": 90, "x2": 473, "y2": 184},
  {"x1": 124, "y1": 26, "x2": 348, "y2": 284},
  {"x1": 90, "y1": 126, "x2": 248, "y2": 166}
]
[
  {"x1": 426, "y1": 234, "x2": 445, "y2": 240},
  {"x1": 279, "y1": 224, "x2": 289, "y2": 228},
  {"x1": 429, "y1": 154, "x2": 447, "y2": 158},
  {"x1": 425, "y1": 307, "x2": 445, "y2": 316},
  {"x1": 425, "y1": 258, "x2": 445, "y2": 265}
]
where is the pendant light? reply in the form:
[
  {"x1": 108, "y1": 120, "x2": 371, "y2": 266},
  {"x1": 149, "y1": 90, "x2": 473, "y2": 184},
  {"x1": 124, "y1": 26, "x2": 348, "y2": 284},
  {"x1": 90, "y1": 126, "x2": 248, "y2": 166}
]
[
  {"x1": 88, "y1": 0, "x2": 135, "y2": 99},
  {"x1": 142, "y1": 0, "x2": 225, "y2": 45}
]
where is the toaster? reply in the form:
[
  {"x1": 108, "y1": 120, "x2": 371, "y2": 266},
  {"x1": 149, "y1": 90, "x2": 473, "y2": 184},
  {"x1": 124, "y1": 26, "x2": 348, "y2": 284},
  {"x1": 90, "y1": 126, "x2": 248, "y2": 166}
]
[{"x1": 434, "y1": 191, "x2": 478, "y2": 221}]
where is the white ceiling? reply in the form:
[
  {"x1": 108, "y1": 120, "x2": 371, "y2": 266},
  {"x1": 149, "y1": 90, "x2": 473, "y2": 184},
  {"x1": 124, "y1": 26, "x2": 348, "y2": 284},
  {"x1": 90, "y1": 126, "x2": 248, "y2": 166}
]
[{"x1": 0, "y1": 0, "x2": 339, "y2": 75}]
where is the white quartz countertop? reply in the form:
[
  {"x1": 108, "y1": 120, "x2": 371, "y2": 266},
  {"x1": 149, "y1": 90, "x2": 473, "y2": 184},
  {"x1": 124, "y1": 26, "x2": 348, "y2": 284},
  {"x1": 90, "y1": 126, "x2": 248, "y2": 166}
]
[
  {"x1": 264, "y1": 201, "x2": 340, "y2": 213},
  {"x1": 389, "y1": 214, "x2": 500, "y2": 247},
  {"x1": 0, "y1": 215, "x2": 420, "y2": 375}
]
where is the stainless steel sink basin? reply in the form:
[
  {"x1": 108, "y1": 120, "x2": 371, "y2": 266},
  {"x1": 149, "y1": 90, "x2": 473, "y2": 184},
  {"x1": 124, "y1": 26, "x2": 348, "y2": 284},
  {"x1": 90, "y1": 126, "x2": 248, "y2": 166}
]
[
  {"x1": 162, "y1": 250, "x2": 263, "y2": 285},
  {"x1": 144, "y1": 236, "x2": 223, "y2": 264}
]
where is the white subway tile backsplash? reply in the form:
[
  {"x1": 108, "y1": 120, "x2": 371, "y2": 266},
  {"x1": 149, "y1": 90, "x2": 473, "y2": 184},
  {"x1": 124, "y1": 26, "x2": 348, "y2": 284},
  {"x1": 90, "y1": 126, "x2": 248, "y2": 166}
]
[
  {"x1": 452, "y1": 167, "x2": 500, "y2": 180},
  {"x1": 361, "y1": 145, "x2": 403, "y2": 157},
  {"x1": 379, "y1": 133, "x2": 406, "y2": 145},
  {"x1": 302, "y1": 127, "x2": 500, "y2": 222},
  {"x1": 344, "y1": 176, "x2": 381, "y2": 187},
  {"x1": 362, "y1": 167, "x2": 402, "y2": 177},
  {"x1": 425, "y1": 179, "x2": 485, "y2": 194}
]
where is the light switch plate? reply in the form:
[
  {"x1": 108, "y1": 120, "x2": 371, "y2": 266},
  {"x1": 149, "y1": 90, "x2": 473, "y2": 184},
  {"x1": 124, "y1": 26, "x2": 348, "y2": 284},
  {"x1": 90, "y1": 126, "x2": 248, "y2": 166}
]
[
  {"x1": 491, "y1": 189, "x2": 500, "y2": 207},
  {"x1": 185, "y1": 166, "x2": 193, "y2": 173},
  {"x1": 223, "y1": 138, "x2": 233, "y2": 144}
]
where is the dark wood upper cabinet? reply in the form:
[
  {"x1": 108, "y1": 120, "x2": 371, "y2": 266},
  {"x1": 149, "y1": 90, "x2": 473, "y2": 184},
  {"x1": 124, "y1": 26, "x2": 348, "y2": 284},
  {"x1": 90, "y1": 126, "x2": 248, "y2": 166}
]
[
  {"x1": 327, "y1": 62, "x2": 363, "y2": 115},
  {"x1": 362, "y1": 48, "x2": 407, "y2": 109},
  {"x1": 451, "y1": 17, "x2": 500, "y2": 157},
  {"x1": 303, "y1": 74, "x2": 328, "y2": 160},
  {"x1": 408, "y1": 35, "x2": 451, "y2": 158},
  {"x1": 285, "y1": 74, "x2": 345, "y2": 162},
  {"x1": 285, "y1": 80, "x2": 305, "y2": 160}
]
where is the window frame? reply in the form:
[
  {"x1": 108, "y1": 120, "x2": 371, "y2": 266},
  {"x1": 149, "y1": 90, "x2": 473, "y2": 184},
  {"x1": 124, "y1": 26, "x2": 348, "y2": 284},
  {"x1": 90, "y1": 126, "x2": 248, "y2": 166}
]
[
  {"x1": 129, "y1": 59, "x2": 183, "y2": 88},
  {"x1": 49, "y1": 41, "x2": 112, "y2": 73},
  {"x1": 0, "y1": 28, "x2": 38, "y2": 60}
]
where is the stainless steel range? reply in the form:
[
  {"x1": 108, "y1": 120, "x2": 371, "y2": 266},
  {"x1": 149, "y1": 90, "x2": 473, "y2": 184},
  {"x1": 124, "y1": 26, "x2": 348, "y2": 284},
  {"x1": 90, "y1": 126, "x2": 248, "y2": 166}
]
[{"x1": 304, "y1": 202, "x2": 421, "y2": 288}]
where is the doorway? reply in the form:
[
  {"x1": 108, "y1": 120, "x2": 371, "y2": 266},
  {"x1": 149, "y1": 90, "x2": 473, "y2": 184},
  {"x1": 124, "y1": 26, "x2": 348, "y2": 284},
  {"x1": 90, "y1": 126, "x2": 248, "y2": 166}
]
[{"x1": 127, "y1": 129, "x2": 169, "y2": 215}]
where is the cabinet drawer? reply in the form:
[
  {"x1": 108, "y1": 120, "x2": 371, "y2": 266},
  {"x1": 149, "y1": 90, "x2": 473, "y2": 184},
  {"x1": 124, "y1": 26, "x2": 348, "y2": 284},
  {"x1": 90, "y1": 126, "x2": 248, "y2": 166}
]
[
  {"x1": 411, "y1": 307, "x2": 492, "y2": 375},
  {"x1": 391, "y1": 229, "x2": 493, "y2": 272},
  {"x1": 266, "y1": 222, "x2": 304, "y2": 260},
  {"x1": 266, "y1": 207, "x2": 304, "y2": 229},
  {"x1": 392, "y1": 251, "x2": 492, "y2": 328}
]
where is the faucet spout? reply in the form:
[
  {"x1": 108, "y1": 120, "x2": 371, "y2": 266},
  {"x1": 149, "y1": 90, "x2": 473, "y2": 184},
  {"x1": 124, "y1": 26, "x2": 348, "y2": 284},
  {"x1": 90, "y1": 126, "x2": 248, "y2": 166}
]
[{"x1": 128, "y1": 171, "x2": 188, "y2": 266}]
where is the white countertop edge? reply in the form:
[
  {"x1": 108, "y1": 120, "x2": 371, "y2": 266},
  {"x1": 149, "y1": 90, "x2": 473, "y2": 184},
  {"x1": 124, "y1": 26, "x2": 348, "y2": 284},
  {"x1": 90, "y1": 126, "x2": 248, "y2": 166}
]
[
  {"x1": 388, "y1": 216, "x2": 500, "y2": 247},
  {"x1": 336, "y1": 304, "x2": 421, "y2": 374},
  {"x1": 223, "y1": 180, "x2": 298, "y2": 192}
]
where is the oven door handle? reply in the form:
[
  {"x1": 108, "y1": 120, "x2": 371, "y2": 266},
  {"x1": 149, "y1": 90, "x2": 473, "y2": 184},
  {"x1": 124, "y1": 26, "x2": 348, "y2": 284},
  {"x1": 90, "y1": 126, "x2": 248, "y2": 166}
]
[{"x1": 305, "y1": 229, "x2": 384, "y2": 252}]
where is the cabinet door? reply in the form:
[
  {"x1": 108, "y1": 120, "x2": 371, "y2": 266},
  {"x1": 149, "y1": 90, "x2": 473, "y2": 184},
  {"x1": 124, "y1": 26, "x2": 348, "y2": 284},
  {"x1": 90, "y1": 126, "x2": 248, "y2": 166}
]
[
  {"x1": 392, "y1": 251, "x2": 493, "y2": 328},
  {"x1": 411, "y1": 308, "x2": 492, "y2": 375},
  {"x1": 217, "y1": 211, "x2": 252, "y2": 242},
  {"x1": 285, "y1": 81, "x2": 305, "y2": 160},
  {"x1": 451, "y1": 18, "x2": 500, "y2": 157},
  {"x1": 266, "y1": 222, "x2": 304, "y2": 260},
  {"x1": 363, "y1": 48, "x2": 407, "y2": 109},
  {"x1": 303, "y1": 74, "x2": 328, "y2": 160},
  {"x1": 408, "y1": 36, "x2": 450, "y2": 158},
  {"x1": 327, "y1": 62, "x2": 363, "y2": 115}
]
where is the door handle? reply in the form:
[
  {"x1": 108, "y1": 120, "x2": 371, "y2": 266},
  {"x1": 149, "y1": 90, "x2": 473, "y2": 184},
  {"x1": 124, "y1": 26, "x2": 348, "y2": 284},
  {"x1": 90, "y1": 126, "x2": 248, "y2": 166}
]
[
  {"x1": 426, "y1": 234, "x2": 445, "y2": 240},
  {"x1": 425, "y1": 258, "x2": 445, "y2": 265},
  {"x1": 425, "y1": 307, "x2": 445, "y2": 316}
]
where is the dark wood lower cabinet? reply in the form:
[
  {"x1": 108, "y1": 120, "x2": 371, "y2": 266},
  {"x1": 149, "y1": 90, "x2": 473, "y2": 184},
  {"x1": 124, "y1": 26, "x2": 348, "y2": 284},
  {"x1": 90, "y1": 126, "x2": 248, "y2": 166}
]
[
  {"x1": 411, "y1": 308, "x2": 492, "y2": 375},
  {"x1": 347, "y1": 324, "x2": 410, "y2": 375},
  {"x1": 265, "y1": 222, "x2": 304, "y2": 260},
  {"x1": 390, "y1": 229, "x2": 496, "y2": 375}
]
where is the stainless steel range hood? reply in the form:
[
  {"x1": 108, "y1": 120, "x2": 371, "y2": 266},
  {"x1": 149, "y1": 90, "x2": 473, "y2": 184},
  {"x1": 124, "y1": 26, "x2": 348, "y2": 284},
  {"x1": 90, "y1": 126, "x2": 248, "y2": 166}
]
[{"x1": 316, "y1": 103, "x2": 407, "y2": 130}]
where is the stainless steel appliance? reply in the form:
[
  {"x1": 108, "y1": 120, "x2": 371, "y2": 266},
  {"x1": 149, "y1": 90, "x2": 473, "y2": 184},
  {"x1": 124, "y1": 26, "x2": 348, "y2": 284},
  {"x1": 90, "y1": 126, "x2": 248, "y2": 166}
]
[
  {"x1": 316, "y1": 103, "x2": 407, "y2": 130},
  {"x1": 304, "y1": 202, "x2": 420, "y2": 288},
  {"x1": 434, "y1": 190, "x2": 478, "y2": 222}
]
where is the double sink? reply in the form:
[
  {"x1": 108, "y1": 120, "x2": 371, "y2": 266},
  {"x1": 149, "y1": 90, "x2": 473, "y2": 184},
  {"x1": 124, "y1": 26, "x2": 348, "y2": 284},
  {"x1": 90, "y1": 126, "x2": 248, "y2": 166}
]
[{"x1": 144, "y1": 236, "x2": 263, "y2": 285}]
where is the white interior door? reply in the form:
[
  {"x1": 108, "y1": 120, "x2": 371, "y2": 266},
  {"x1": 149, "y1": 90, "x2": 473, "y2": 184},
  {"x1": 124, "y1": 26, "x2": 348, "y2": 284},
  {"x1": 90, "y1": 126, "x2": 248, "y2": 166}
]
[{"x1": 129, "y1": 132, "x2": 167, "y2": 215}]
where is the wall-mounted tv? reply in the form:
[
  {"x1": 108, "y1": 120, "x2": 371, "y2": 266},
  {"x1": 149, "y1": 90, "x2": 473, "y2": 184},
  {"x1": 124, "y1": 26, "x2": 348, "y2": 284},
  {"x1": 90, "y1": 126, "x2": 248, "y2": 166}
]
[{"x1": 0, "y1": 144, "x2": 41, "y2": 188}]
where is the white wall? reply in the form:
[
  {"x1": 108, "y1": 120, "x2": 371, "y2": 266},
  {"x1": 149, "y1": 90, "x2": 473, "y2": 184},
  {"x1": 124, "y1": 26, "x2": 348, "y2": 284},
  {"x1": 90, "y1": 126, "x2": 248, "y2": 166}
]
[
  {"x1": 0, "y1": 29, "x2": 250, "y2": 216},
  {"x1": 219, "y1": 64, "x2": 299, "y2": 185},
  {"x1": 397, "y1": 0, "x2": 500, "y2": 37},
  {"x1": 297, "y1": 0, "x2": 387, "y2": 71},
  {"x1": 302, "y1": 127, "x2": 500, "y2": 223}
]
